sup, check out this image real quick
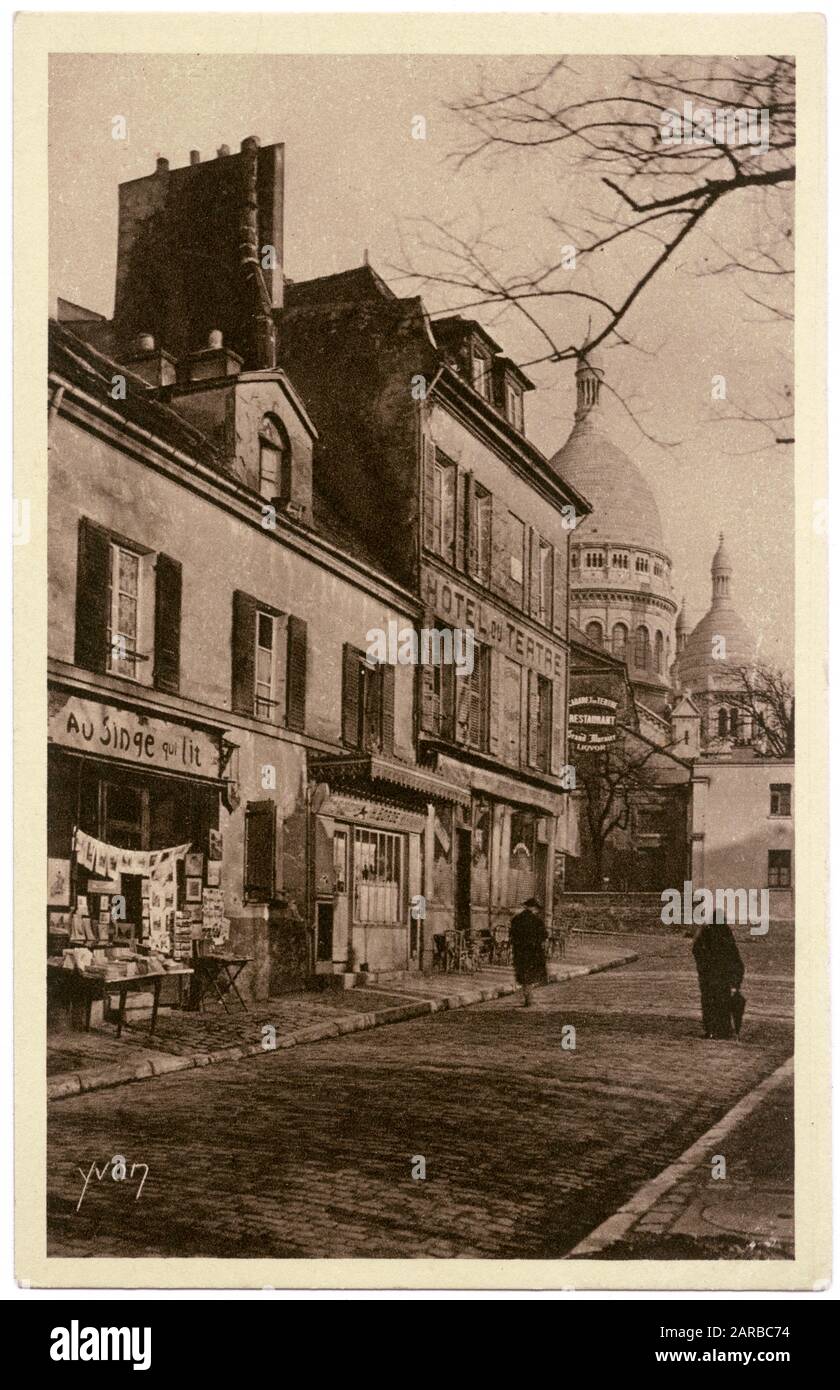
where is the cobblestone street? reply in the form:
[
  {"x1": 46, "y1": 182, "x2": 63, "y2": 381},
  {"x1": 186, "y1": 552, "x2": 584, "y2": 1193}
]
[{"x1": 47, "y1": 930, "x2": 793, "y2": 1261}]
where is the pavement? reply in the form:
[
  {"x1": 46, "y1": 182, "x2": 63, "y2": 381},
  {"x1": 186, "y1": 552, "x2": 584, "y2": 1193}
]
[
  {"x1": 45, "y1": 926, "x2": 794, "y2": 1261},
  {"x1": 47, "y1": 936, "x2": 637, "y2": 1100}
]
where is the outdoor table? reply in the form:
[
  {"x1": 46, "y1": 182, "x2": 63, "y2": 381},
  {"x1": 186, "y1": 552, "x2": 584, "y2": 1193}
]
[
  {"x1": 190, "y1": 953, "x2": 252, "y2": 1013},
  {"x1": 47, "y1": 962, "x2": 193, "y2": 1038}
]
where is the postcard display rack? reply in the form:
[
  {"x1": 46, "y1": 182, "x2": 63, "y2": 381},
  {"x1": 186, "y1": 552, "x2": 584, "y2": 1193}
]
[{"x1": 48, "y1": 828, "x2": 231, "y2": 964}]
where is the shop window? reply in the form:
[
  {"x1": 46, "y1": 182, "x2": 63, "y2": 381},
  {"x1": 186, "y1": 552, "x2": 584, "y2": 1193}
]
[
  {"x1": 537, "y1": 539, "x2": 553, "y2": 627},
  {"x1": 612, "y1": 623, "x2": 628, "y2": 660},
  {"x1": 342, "y1": 644, "x2": 395, "y2": 753},
  {"x1": 103, "y1": 780, "x2": 146, "y2": 850},
  {"x1": 231, "y1": 591, "x2": 307, "y2": 728},
  {"x1": 468, "y1": 483, "x2": 492, "y2": 586},
  {"x1": 768, "y1": 849, "x2": 792, "y2": 888},
  {"x1": 770, "y1": 783, "x2": 792, "y2": 817},
  {"x1": 353, "y1": 827, "x2": 403, "y2": 923},
  {"x1": 258, "y1": 414, "x2": 292, "y2": 505},
  {"x1": 244, "y1": 800, "x2": 276, "y2": 901}
]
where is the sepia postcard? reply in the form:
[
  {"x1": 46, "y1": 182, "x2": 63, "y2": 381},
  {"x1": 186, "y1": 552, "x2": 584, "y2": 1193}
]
[{"x1": 14, "y1": 10, "x2": 828, "y2": 1292}]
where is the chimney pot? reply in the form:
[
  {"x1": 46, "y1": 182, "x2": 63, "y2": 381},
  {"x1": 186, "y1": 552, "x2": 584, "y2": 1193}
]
[
  {"x1": 189, "y1": 149, "x2": 200, "y2": 165},
  {"x1": 217, "y1": 144, "x2": 230, "y2": 158},
  {"x1": 156, "y1": 157, "x2": 169, "y2": 174},
  {"x1": 208, "y1": 329, "x2": 223, "y2": 349},
  {"x1": 241, "y1": 135, "x2": 260, "y2": 152}
]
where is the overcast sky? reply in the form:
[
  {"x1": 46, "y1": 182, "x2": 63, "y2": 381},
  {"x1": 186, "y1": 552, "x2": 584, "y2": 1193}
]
[{"x1": 49, "y1": 53, "x2": 794, "y2": 667}]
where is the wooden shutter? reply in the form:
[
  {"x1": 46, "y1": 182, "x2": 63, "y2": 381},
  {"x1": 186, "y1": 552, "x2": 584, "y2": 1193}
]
[
  {"x1": 285, "y1": 615, "x2": 307, "y2": 731},
  {"x1": 551, "y1": 674, "x2": 565, "y2": 774},
  {"x1": 455, "y1": 468, "x2": 469, "y2": 571},
  {"x1": 422, "y1": 436, "x2": 436, "y2": 552},
  {"x1": 528, "y1": 528, "x2": 541, "y2": 618},
  {"x1": 526, "y1": 669, "x2": 541, "y2": 767},
  {"x1": 553, "y1": 543, "x2": 566, "y2": 634},
  {"x1": 342, "y1": 643, "x2": 361, "y2": 746},
  {"x1": 487, "y1": 648, "x2": 502, "y2": 756},
  {"x1": 74, "y1": 517, "x2": 110, "y2": 673},
  {"x1": 381, "y1": 663, "x2": 396, "y2": 753},
  {"x1": 231, "y1": 590, "x2": 258, "y2": 715},
  {"x1": 244, "y1": 800, "x2": 275, "y2": 901},
  {"x1": 419, "y1": 608, "x2": 439, "y2": 734},
  {"x1": 153, "y1": 553, "x2": 182, "y2": 693}
]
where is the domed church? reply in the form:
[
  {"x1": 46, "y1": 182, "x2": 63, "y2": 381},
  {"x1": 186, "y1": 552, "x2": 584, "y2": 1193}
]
[
  {"x1": 672, "y1": 534, "x2": 758, "y2": 747},
  {"x1": 549, "y1": 349, "x2": 677, "y2": 717}
]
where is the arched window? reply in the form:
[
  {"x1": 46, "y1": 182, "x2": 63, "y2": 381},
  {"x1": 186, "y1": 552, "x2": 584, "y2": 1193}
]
[
  {"x1": 634, "y1": 625, "x2": 650, "y2": 670},
  {"x1": 258, "y1": 414, "x2": 291, "y2": 504},
  {"x1": 718, "y1": 708, "x2": 728, "y2": 738},
  {"x1": 611, "y1": 623, "x2": 628, "y2": 661},
  {"x1": 654, "y1": 630, "x2": 664, "y2": 674},
  {"x1": 585, "y1": 620, "x2": 604, "y2": 649}
]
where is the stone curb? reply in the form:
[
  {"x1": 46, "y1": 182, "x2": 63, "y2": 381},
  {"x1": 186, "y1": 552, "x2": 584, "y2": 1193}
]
[
  {"x1": 48, "y1": 950, "x2": 637, "y2": 1103},
  {"x1": 567, "y1": 1054, "x2": 794, "y2": 1257}
]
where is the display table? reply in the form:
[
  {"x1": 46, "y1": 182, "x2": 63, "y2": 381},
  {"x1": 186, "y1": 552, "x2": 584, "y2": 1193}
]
[
  {"x1": 189, "y1": 953, "x2": 251, "y2": 1013},
  {"x1": 47, "y1": 961, "x2": 193, "y2": 1038}
]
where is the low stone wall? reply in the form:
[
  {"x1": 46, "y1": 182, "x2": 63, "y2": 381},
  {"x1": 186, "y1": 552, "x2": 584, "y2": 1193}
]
[{"x1": 557, "y1": 893, "x2": 678, "y2": 935}]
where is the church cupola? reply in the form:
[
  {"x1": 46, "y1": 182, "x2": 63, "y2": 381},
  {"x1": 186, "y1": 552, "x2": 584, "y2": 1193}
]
[
  {"x1": 574, "y1": 344, "x2": 604, "y2": 422},
  {"x1": 711, "y1": 532, "x2": 733, "y2": 606}
]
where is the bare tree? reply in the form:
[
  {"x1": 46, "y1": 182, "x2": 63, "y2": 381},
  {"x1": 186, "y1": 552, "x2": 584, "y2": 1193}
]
[
  {"x1": 725, "y1": 664, "x2": 795, "y2": 755},
  {"x1": 576, "y1": 734, "x2": 679, "y2": 889},
  {"x1": 396, "y1": 55, "x2": 794, "y2": 438}
]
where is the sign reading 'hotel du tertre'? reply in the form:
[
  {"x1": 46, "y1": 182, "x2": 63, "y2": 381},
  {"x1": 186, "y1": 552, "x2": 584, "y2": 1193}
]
[{"x1": 48, "y1": 690, "x2": 220, "y2": 779}]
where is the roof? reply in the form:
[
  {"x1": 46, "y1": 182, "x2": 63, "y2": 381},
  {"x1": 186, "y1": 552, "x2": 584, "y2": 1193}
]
[{"x1": 550, "y1": 413, "x2": 666, "y2": 553}]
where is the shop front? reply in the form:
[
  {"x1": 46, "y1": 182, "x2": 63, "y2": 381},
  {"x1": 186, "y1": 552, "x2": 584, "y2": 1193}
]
[
  {"x1": 308, "y1": 753, "x2": 470, "y2": 977},
  {"x1": 47, "y1": 685, "x2": 233, "y2": 1016}
]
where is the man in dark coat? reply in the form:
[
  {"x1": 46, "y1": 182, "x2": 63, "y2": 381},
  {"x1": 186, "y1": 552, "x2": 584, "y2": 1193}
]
[
  {"x1": 692, "y1": 915, "x2": 745, "y2": 1039},
  {"x1": 510, "y1": 897, "x2": 548, "y2": 1006}
]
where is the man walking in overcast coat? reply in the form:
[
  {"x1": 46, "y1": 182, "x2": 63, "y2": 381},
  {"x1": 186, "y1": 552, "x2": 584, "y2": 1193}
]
[{"x1": 510, "y1": 897, "x2": 548, "y2": 1006}]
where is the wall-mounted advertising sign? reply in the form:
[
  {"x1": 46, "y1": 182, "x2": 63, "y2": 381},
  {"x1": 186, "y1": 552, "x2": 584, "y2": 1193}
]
[{"x1": 569, "y1": 695, "x2": 619, "y2": 748}]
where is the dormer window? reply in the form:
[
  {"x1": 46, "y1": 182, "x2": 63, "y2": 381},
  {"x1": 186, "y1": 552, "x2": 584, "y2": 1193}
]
[
  {"x1": 258, "y1": 414, "x2": 291, "y2": 505},
  {"x1": 471, "y1": 344, "x2": 493, "y2": 401},
  {"x1": 504, "y1": 379, "x2": 524, "y2": 432}
]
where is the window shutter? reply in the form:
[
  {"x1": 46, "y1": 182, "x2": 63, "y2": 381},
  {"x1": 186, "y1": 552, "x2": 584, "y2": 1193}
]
[
  {"x1": 528, "y1": 528, "x2": 541, "y2": 618},
  {"x1": 285, "y1": 615, "x2": 307, "y2": 731},
  {"x1": 553, "y1": 543, "x2": 566, "y2": 634},
  {"x1": 74, "y1": 517, "x2": 110, "y2": 673},
  {"x1": 551, "y1": 675, "x2": 564, "y2": 774},
  {"x1": 487, "y1": 648, "x2": 502, "y2": 756},
  {"x1": 153, "y1": 553, "x2": 182, "y2": 693},
  {"x1": 526, "y1": 670, "x2": 541, "y2": 767},
  {"x1": 244, "y1": 799, "x2": 275, "y2": 901},
  {"x1": 462, "y1": 471, "x2": 475, "y2": 574},
  {"x1": 381, "y1": 663, "x2": 396, "y2": 753},
  {"x1": 342, "y1": 643, "x2": 361, "y2": 746},
  {"x1": 422, "y1": 436, "x2": 436, "y2": 552},
  {"x1": 418, "y1": 609, "x2": 438, "y2": 734},
  {"x1": 455, "y1": 468, "x2": 469, "y2": 572},
  {"x1": 231, "y1": 590, "x2": 258, "y2": 715}
]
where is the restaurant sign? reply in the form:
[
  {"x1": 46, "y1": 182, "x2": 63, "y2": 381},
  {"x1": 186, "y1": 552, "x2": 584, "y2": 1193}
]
[
  {"x1": 49, "y1": 690, "x2": 220, "y2": 779},
  {"x1": 569, "y1": 695, "x2": 619, "y2": 748}
]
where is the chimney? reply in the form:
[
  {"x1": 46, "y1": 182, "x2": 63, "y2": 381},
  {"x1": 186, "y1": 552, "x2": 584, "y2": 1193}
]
[
  {"x1": 122, "y1": 333, "x2": 177, "y2": 388},
  {"x1": 217, "y1": 145, "x2": 230, "y2": 158},
  {"x1": 113, "y1": 138, "x2": 285, "y2": 368},
  {"x1": 181, "y1": 330, "x2": 243, "y2": 383},
  {"x1": 156, "y1": 157, "x2": 169, "y2": 174}
]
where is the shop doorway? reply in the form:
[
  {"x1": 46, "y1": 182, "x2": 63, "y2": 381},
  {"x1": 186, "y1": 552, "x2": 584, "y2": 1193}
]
[{"x1": 455, "y1": 827, "x2": 472, "y2": 933}]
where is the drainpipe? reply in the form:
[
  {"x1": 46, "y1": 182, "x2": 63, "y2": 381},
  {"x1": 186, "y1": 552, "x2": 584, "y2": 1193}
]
[{"x1": 48, "y1": 384, "x2": 65, "y2": 434}]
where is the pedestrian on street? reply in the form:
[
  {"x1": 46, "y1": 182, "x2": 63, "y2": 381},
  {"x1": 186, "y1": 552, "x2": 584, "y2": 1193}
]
[
  {"x1": 510, "y1": 897, "x2": 548, "y2": 1006},
  {"x1": 692, "y1": 914, "x2": 745, "y2": 1039}
]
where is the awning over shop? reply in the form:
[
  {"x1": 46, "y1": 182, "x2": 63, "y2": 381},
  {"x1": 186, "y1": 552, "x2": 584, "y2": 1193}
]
[
  {"x1": 435, "y1": 754, "x2": 564, "y2": 816},
  {"x1": 308, "y1": 753, "x2": 471, "y2": 808}
]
